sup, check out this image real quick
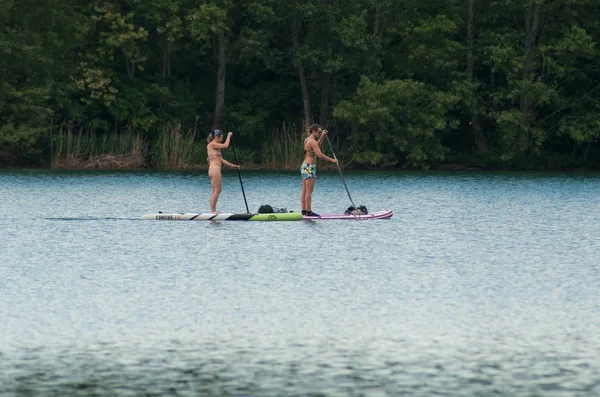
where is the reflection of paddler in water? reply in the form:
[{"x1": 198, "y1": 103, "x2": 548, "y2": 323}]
[
  {"x1": 206, "y1": 129, "x2": 240, "y2": 213},
  {"x1": 300, "y1": 124, "x2": 338, "y2": 217}
]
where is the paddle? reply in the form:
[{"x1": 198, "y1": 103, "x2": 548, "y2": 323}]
[
  {"x1": 230, "y1": 139, "x2": 250, "y2": 213},
  {"x1": 323, "y1": 131, "x2": 357, "y2": 209}
]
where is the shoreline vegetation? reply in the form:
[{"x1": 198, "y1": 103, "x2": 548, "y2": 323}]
[
  {"x1": 0, "y1": 121, "x2": 562, "y2": 172},
  {"x1": 2, "y1": 1, "x2": 600, "y2": 171},
  {"x1": 37, "y1": 122, "x2": 594, "y2": 172},
  {"x1": 43, "y1": 124, "x2": 592, "y2": 172},
  {"x1": 47, "y1": 122, "x2": 332, "y2": 171}
]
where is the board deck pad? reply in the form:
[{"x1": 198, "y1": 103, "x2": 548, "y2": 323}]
[
  {"x1": 141, "y1": 210, "x2": 393, "y2": 221},
  {"x1": 302, "y1": 210, "x2": 393, "y2": 220},
  {"x1": 141, "y1": 212, "x2": 302, "y2": 221}
]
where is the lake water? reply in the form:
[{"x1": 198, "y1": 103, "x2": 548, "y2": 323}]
[{"x1": 1, "y1": 169, "x2": 600, "y2": 396}]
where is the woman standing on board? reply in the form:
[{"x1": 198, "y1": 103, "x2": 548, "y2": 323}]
[
  {"x1": 300, "y1": 124, "x2": 338, "y2": 217},
  {"x1": 207, "y1": 129, "x2": 240, "y2": 213}
]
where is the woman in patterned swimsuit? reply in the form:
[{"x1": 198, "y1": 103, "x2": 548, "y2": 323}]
[
  {"x1": 300, "y1": 124, "x2": 338, "y2": 217},
  {"x1": 206, "y1": 129, "x2": 240, "y2": 213}
]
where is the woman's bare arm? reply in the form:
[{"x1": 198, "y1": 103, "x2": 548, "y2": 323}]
[
  {"x1": 209, "y1": 132, "x2": 232, "y2": 149},
  {"x1": 311, "y1": 139, "x2": 337, "y2": 163},
  {"x1": 221, "y1": 158, "x2": 240, "y2": 168},
  {"x1": 317, "y1": 129, "x2": 327, "y2": 145}
]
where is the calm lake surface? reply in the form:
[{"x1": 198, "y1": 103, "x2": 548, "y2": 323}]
[{"x1": 1, "y1": 169, "x2": 600, "y2": 396}]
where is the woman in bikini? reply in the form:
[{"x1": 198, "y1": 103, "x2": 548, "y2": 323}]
[
  {"x1": 207, "y1": 129, "x2": 240, "y2": 213},
  {"x1": 300, "y1": 124, "x2": 338, "y2": 217}
]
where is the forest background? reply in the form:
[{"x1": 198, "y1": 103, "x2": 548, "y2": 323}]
[{"x1": 1, "y1": 0, "x2": 599, "y2": 170}]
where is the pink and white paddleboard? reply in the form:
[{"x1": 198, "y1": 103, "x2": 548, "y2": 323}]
[{"x1": 302, "y1": 210, "x2": 393, "y2": 220}]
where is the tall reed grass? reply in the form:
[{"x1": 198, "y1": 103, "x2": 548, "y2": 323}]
[
  {"x1": 51, "y1": 123, "x2": 206, "y2": 169},
  {"x1": 51, "y1": 124, "x2": 147, "y2": 169},
  {"x1": 153, "y1": 123, "x2": 201, "y2": 169},
  {"x1": 259, "y1": 122, "x2": 341, "y2": 170},
  {"x1": 50, "y1": 121, "x2": 340, "y2": 170},
  {"x1": 260, "y1": 122, "x2": 304, "y2": 169}
]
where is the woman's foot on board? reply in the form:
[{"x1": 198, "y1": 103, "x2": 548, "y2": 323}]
[{"x1": 305, "y1": 211, "x2": 320, "y2": 217}]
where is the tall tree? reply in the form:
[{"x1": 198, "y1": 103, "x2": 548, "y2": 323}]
[
  {"x1": 478, "y1": 0, "x2": 599, "y2": 165},
  {"x1": 0, "y1": 0, "x2": 88, "y2": 164},
  {"x1": 187, "y1": 0, "x2": 275, "y2": 131},
  {"x1": 466, "y1": 0, "x2": 488, "y2": 154},
  {"x1": 334, "y1": 76, "x2": 459, "y2": 168},
  {"x1": 279, "y1": 0, "x2": 383, "y2": 129}
]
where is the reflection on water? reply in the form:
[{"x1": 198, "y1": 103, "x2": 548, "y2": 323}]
[
  {"x1": 3, "y1": 336, "x2": 600, "y2": 396},
  {"x1": 1, "y1": 170, "x2": 600, "y2": 396}
]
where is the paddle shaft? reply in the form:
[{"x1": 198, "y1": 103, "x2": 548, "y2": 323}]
[
  {"x1": 324, "y1": 133, "x2": 356, "y2": 208},
  {"x1": 231, "y1": 141, "x2": 250, "y2": 213}
]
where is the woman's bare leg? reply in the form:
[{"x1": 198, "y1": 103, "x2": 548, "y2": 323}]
[
  {"x1": 209, "y1": 169, "x2": 222, "y2": 213},
  {"x1": 305, "y1": 178, "x2": 316, "y2": 212},
  {"x1": 301, "y1": 179, "x2": 307, "y2": 211}
]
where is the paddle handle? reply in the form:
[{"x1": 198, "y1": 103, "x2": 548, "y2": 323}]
[
  {"x1": 231, "y1": 141, "x2": 250, "y2": 213},
  {"x1": 324, "y1": 132, "x2": 356, "y2": 208}
]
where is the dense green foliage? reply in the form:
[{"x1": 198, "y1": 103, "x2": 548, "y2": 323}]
[{"x1": 1, "y1": 0, "x2": 599, "y2": 169}]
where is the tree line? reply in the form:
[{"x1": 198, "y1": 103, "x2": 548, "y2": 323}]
[{"x1": 1, "y1": 0, "x2": 599, "y2": 169}]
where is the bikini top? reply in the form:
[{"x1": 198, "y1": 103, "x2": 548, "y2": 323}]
[
  {"x1": 208, "y1": 153, "x2": 222, "y2": 159},
  {"x1": 304, "y1": 138, "x2": 315, "y2": 154}
]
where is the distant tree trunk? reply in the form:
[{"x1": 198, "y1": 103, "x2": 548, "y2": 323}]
[
  {"x1": 584, "y1": 138, "x2": 592, "y2": 161},
  {"x1": 466, "y1": 0, "x2": 475, "y2": 82},
  {"x1": 162, "y1": 45, "x2": 167, "y2": 83},
  {"x1": 167, "y1": 42, "x2": 171, "y2": 78},
  {"x1": 319, "y1": 43, "x2": 332, "y2": 125},
  {"x1": 520, "y1": 3, "x2": 541, "y2": 129},
  {"x1": 125, "y1": 58, "x2": 135, "y2": 80},
  {"x1": 159, "y1": 42, "x2": 172, "y2": 111},
  {"x1": 298, "y1": 62, "x2": 311, "y2": 129},
  {"x1": 292, "y1": 14, "x2": 311, "y2": 129},
  {"x1": 319, "y1": 72, "x2": 331, "y2": 125},
  {"x1": 374, "y1": 6, "x2": 381, "y2": 36},
  {"x1": 467, "y1": 0, "x2": 488, "y2": 154},
  {"x1": 212, "y1": 31, "x2": 226, "y2": 130},
  {"x1": 162, "y1": 41, "x2": 171, "y2": 83}
]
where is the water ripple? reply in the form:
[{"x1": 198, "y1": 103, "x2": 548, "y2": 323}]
[{"x1": 1, "y1": 170, "x2": 600, "y2": 395}]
